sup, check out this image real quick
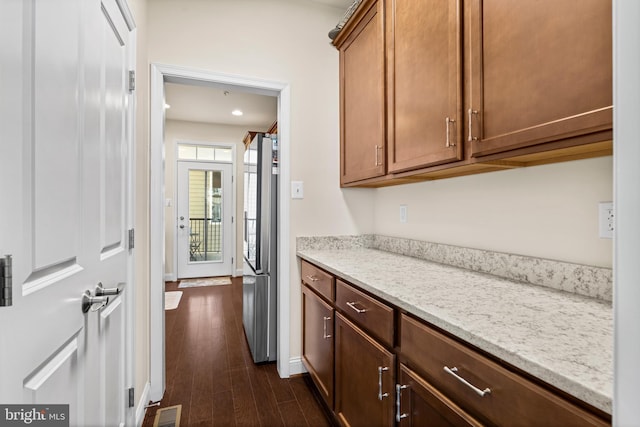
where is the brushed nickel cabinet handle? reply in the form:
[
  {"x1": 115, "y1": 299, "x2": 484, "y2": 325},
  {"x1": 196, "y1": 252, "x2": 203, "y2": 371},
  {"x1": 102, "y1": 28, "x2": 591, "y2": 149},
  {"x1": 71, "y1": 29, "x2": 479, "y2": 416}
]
[
  {"x1": 374, "y1": 145, "x2": 383, "y2": 166},
  {"x1": 468, "y1": 109, "x2": 479, "y2": 142},
  {"x1": 378, "y1": 366, "x2": 390, "y2": 400},
  {"x1": 445, "y1": 117, "x2": 456, "y2": 147},
  {"x1": 305, "y1": 275, "x2": 319, "y2": 282},
  {"x1": 346, "y1": 301, "x2": 367, "y2": 313},
  {"x1": 444, "y1": 366, "x2": 491, "y2": 397},
  {"x1": 396, "y1": 384, "x2": 409, "y2": 422},
  {"x1": 322, "y1": 316, "x2": 332, "y2": 339}
]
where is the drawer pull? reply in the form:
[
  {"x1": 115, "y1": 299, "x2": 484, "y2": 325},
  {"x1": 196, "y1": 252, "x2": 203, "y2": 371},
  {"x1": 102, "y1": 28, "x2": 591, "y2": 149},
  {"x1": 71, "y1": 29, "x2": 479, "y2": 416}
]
[
  {"x1": 305, "y1": 275, "x2": 319, "y2": 282},
  {"x1": 346, "y1": 301, "x2": 367, "y2": 314},
  {"x1": 323, "y1": 316, "x2": 332, "y2": 339},
  {"x1": 396, "y1": 384, "x2": 409, "y2": 422},
  {"x1": 378, "y1": 366, "x2": 390, "y2": 400},
  {"x1": 444, "y1": 366, "x2": 491, "y2": 397}
]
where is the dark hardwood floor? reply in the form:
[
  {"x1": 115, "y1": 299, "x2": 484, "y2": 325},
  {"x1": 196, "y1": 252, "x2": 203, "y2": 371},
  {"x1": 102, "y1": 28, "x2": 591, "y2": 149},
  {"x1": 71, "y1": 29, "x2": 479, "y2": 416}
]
[{"x1": 141, "y1": 277, "x2": 332, "y2": 427}]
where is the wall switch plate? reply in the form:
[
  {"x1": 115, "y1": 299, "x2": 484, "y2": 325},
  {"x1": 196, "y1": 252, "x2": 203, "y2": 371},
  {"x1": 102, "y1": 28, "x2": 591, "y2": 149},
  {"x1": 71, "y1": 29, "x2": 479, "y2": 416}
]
[
  {"x1": 598, "y1": 201, "x2": 614, "y2": 239},
  {"x1": 399, "y1": 205, "x2": 408, "y2": 223},
  {"x1": 291, "y1": 181, "x2": 304, "y2": 199}
]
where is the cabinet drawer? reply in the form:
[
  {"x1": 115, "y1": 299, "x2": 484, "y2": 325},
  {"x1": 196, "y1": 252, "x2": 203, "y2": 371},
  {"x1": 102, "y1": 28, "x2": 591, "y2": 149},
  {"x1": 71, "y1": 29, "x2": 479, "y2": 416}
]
[
  {"x1": 400, "y1": 314, "x2": 608, "y2": 427},
  {"x1": 301, "y1": 260, "x2": 334, "y2": 301},
  {"x1": 336, "y1": 279, "x2": 394, "y2": 348}
]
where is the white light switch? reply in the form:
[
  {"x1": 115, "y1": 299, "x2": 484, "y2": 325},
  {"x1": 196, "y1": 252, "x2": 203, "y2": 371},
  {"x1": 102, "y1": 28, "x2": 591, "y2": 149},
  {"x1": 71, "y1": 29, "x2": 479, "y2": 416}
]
[
  {"x1": 291, "y1": 181, "x2": 304, "y2": 199},
  {"x1": 165, "y1": 198, "x2": 172, "y2": 207}
]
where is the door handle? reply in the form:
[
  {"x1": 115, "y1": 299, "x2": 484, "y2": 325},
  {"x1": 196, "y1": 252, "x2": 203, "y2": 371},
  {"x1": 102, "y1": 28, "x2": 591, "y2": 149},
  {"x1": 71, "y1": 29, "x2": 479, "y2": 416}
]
[
  {"x1": 95, "y1": 282, "x2": 124, "y2": 297},
  {"x1": 179, "y1": 224, "x2": 185, "y2": 229},
  {"x1": 81, "y1": 290, "x2": 109, "y2": 313}
]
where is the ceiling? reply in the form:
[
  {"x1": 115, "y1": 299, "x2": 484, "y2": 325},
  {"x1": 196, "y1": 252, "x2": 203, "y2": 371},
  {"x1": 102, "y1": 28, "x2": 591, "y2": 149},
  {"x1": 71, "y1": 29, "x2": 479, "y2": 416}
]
[
  {"x1": 164, "y1": 83, "x2": 278, "y2": 129},
  {"x1": 163, "y1": 0, "x2": 354, "y2": 129}
]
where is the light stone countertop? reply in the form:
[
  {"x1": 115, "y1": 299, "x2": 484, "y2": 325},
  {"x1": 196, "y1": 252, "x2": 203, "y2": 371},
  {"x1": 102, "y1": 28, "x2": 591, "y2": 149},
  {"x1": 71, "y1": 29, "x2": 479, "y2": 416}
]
[{"x1": 297, "y1": 247, "x2": 613, "y2": 415}]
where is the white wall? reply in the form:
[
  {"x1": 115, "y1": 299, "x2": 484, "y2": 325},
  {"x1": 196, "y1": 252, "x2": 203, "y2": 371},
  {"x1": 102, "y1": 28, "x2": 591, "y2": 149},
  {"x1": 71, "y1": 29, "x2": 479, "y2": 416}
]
[
  {"x1": 147, "y1": 0, "x2": 375, "y2": 363},
  {"x1": 374, "y1": 156, "x2": 613, "y2": 268},
  {"x1": 163, "y1": 119, "x2": 254, "y2": 278}
]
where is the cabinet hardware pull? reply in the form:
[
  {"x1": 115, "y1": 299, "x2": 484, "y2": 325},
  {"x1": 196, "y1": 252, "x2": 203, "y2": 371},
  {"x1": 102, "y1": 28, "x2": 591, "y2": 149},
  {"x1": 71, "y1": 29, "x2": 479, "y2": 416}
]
[
  {"x1": 468, "y1": 109, "x2": 479, "y2": 142},
  {"x1": 378, "y1": 366, "x2": 390, "y2": 400},
  {"x1": 374, "y1": 145, "x2": 383, "y2": 166},
  {"x1": 305, "y1": 275, "x2": 319, "y2": 282},
  {"x1": 396, "y1": 384, "x2": 409, "y2": 422},
  {"x1": 445, "y1": 117, "x2": 456, "y2": 147},
  {"x1": 444, "y1": 366, "x2": 491, "y2": 397},
  {"x1": 346, "y1": 301, "x2": 367, "y2": 313},
  {"x1": 323, "y1": 316, "x2": 332, "y2": 339}
]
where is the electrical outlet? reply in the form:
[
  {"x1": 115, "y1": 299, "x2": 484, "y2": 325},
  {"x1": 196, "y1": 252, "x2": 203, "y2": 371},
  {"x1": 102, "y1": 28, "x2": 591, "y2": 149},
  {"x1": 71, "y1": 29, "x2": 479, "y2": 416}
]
[
  {"x1": 598, "y1": 202, "x2": 614, "y2": 239},
  {"x1": 399, "y1": 205, "x2": 408, "y2": 223}
]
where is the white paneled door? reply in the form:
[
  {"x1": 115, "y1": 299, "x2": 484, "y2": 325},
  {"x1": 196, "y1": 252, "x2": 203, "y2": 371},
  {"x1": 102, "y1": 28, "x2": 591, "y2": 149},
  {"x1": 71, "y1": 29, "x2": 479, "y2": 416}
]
[
  {"x1": 177, "y1": 161, "x2": 234, "y2": 279},
  {"x1": 0, "y1": 0, "x2": 134, "y2": 426}
]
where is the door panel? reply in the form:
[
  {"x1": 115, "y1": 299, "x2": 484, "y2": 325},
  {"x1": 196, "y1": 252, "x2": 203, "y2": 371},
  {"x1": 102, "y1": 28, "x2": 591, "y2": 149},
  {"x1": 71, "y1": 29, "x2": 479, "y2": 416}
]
[
  {"x1": 0, "y1": 1, "x2": 133, "y2": 426},
  {"x1": 177, "y1": 161, "x2": 234, "y2": 278},
  {"x1": 32, "y1": 0, "x2": 82, "y2": 272}
]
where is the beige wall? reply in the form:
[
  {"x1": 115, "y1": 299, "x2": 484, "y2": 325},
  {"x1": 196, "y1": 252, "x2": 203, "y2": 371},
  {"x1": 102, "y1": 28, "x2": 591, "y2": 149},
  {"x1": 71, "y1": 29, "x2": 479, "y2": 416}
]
[
  {"x1": 147, "y1": 0, "x2": 374, "y2": 366},
  {"x1": 128, "y1": 0, "x2": 150, "y2": 413},
  {"x1": 145, "y1": 0, "x2": 613, "y2": 370},
  {"x1": 374, "y1": 156, "x2": 613, "y2": 268},
  {"x1": 164, "y1": 119, "x2": 253, "y2": 278}
]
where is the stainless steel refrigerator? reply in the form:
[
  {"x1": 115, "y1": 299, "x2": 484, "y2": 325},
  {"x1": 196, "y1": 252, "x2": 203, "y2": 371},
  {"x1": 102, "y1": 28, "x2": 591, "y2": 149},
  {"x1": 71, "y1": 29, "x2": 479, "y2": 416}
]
[{"x1": 243, "y1": 132, "x2": 278, "y2": 363}]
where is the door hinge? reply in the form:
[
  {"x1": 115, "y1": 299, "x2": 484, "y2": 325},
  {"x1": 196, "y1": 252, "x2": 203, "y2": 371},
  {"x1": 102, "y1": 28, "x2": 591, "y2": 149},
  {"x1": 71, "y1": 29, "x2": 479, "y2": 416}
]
[
  {"x1": 128, "y1": 70, "x2": 135, "y2": 92},
  {"x1": 0, "y1": 255, "x2": 13, "y2": 307},
  {"x1": 128, "y1": 228, "x2": 135, "y2": 249},
  {"x1": 128, "y1": 387, "x2": 135, "y2": 408}
]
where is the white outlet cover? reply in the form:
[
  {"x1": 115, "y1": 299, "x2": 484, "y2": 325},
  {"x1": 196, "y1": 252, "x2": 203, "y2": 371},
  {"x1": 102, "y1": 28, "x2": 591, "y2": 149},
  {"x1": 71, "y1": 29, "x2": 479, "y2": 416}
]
[
  {"x1": 400, "y1": 205, "x2": 408, "y2": 223},
  {"x1": 598, "y1": 201, "x2": 613, "y2": 239}
]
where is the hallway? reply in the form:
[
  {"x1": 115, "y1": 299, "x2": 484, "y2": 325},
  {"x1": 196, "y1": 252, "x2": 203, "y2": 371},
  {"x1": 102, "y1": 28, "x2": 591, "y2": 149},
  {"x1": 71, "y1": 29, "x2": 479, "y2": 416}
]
[{"x1": 142, "y1": 278, "x2": 331, "y2": 426}]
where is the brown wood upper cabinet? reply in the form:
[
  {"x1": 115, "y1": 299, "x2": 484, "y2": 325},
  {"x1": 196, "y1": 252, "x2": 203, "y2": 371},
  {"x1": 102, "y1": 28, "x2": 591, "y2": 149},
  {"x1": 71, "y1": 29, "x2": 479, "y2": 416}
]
[
  {"x1": 336, "y1": 0, "x2": 386, "y2": 185},
  {"x1": 467, "y1": 0, "x2": 612, "y2": 158},
  {"x1": 386, "y1": 0, "x2": 463, "y2": 173}
]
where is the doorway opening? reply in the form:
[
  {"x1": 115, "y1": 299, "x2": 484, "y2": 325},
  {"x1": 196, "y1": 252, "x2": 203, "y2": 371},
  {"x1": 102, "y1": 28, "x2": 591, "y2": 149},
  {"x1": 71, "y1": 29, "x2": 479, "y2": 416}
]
[{"x1": 149, "y1": 64, "x2": 293, "y2": 403}]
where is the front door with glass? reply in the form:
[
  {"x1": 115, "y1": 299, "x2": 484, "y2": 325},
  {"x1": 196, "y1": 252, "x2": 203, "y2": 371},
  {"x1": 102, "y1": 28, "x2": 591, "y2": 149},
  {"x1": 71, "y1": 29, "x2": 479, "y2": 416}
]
[{"x1": 177, "y1": 161, "x2": 233, "y2": 278}]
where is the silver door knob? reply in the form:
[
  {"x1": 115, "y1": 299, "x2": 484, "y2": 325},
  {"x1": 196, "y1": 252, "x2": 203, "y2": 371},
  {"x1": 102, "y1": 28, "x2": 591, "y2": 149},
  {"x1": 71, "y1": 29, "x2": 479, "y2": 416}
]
[
  {"x1": 179, "y1": 216, "x2": 184, "y2": 220},
  {"x1": 95, "y1": 282, "x2": 123, "y2": 297},
  {"x1": 81, "y1": 290, "x2": 108, "y2": 313},
  {"x1": 179, "y1": 225, "x2": 185, "y2": 229}
]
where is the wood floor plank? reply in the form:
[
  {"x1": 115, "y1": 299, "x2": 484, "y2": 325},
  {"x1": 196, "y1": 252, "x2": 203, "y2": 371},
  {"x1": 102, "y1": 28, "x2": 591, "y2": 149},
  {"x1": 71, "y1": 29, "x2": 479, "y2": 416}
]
[{"x1": 141, "y1": 278, "x2": 330, "y2": 427}]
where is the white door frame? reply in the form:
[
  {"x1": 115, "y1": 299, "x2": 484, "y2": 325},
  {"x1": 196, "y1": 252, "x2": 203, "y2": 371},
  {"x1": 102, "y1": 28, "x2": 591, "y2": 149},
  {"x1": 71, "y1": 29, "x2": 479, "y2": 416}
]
[
  {"x1": 149, "y1": 63, "x2": 292, "y2": 402},
  {"x1": 172, "y1": 141, "x2": 237, "y2": 282},
  {"x1": 176, "y1": 158, "x2": 234, "y2": 279}
]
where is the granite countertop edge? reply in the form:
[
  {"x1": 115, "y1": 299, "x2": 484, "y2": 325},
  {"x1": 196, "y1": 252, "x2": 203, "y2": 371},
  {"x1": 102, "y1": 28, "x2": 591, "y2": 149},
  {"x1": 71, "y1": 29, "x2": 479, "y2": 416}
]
[{"x1": 296, "y1": 248, "x2": 612, "y2": 415}]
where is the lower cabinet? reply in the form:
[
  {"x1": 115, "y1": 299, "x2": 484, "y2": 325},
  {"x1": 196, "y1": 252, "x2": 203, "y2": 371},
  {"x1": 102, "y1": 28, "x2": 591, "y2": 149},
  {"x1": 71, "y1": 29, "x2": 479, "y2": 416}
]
[
  {"x1": 299, "y1": 259, "x2": 610, "y2": 427},
  {"x1": 302, "y1": 284, "x2": 335, "y2": 408},
  {"x1": 335, "y1": 313, "x2": 395, "y2": 427},
  {"x1": 397, "y1": 364, "x2": 483, "y2": 427}
]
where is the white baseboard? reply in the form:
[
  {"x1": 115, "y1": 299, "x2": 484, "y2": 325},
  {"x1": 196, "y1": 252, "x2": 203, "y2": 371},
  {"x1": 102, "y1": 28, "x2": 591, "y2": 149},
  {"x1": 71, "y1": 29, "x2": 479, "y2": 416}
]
[
  {"x1": 136, "y1": 382, "x2": 151, "y2": 427},
  {"x1": 289, "y1": 357, "x2": 307, "y2": 376},
  {"x1": 164, "y1": 273, "x2": 176, "y2": 282},
  {"x1": 234, "y1": 268, "x2": 243, "y2": 277}
]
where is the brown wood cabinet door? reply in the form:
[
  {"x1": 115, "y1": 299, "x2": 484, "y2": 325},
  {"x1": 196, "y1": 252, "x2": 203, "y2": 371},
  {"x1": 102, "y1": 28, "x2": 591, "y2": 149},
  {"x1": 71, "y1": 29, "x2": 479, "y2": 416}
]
[
  {"x1": 335, "y1": 313, "x2": 395, "y2": 427},
  {"x1": 397, "y1": 364, "x2": 484, "y2": 427},
  {"x1": 468, "y1": 0, "x2": 612, "y2": 157},
  {"x1": 386, "y1": 0, "x2": 463, "y2": 173},
  {"x1": 302, "y1": 285, "x2": 335, "y2": 409},
  {"x1": 339, "y1": 0, "x2": 386, "y2": 185}
]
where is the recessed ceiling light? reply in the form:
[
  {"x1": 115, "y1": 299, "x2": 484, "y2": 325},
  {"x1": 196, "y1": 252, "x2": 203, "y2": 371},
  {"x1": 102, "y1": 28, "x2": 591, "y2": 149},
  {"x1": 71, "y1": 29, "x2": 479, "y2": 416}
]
[
  {"x1": 232, "y1": 109, "x2": 243, "y2": 116},
  {"x1": 164, "y1": 103, "x2": 171, "y2": 109}
]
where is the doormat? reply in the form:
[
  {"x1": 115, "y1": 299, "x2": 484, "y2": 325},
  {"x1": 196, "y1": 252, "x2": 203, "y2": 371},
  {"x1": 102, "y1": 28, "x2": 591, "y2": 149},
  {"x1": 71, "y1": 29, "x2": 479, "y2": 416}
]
[
  {"x1": 165, "y1": 291, "x2": 183, "y2": 310},
  {"x1": 152, "y1": 404, "x2": 181, "y2": 427},
  {"x1": 178, "y1": 277, "x2": 231, "y2": 288}
]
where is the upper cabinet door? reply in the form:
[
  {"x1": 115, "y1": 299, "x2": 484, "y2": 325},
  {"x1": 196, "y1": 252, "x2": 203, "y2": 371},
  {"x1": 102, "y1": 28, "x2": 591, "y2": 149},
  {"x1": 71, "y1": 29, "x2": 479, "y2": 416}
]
[
  {"x1": 468, "y1": 0, "x2": 613, "y2": 158},
  {"x1": 386, "y1": 0, "x2": 463, "y2": 173},
  {"x1": 339, "y1": 0, "x2": 386, "y2": 185}
]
